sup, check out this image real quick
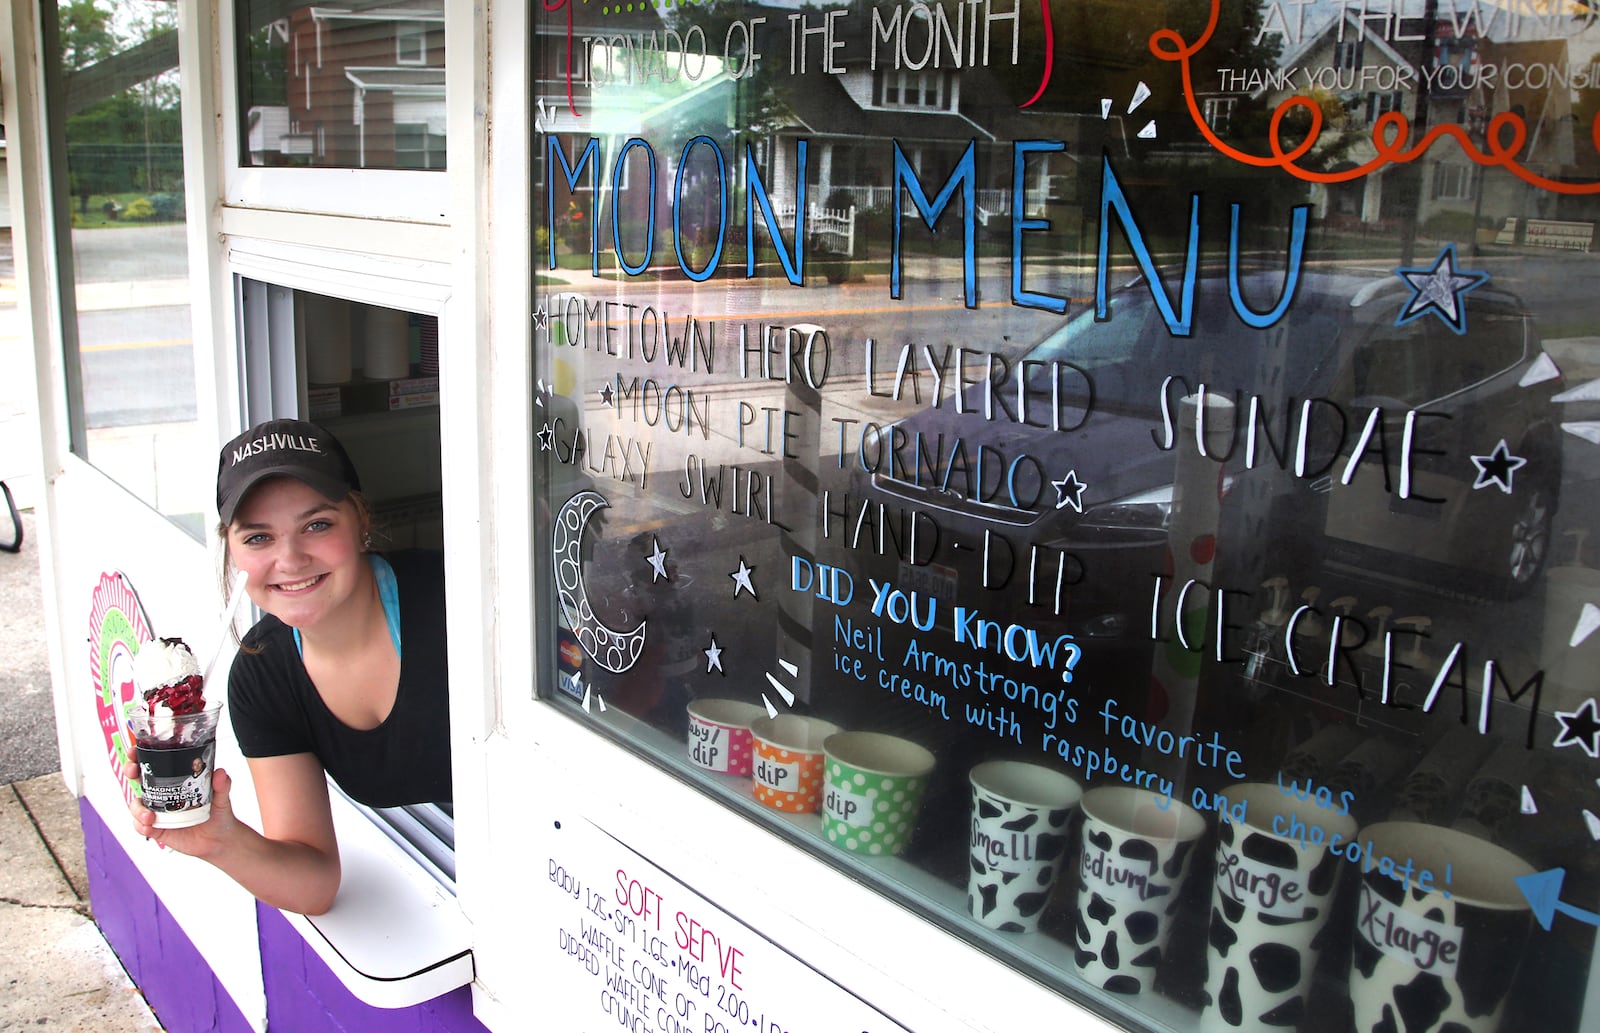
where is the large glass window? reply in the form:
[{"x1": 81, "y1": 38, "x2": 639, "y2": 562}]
[
  {"x1": 236, "y1": 0, "x2": 446, "y2": 170},
  {"x1": 48, "y1": 0, "x2": 202, "y2": 533},
  {"x1": 534, "y1": 2, "x2": 1600, "y2": 1030}
]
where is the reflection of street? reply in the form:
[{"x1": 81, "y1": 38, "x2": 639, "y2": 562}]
[{"x1": 66, "y1": 223, "x2": 204, "y2": 522}]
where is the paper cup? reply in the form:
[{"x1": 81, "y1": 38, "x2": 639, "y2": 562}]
[
  {"x1": 686, "y1": 699, "x2": 762, "y2": 776},
  {"x1": 1200, "y1": 784, "x2": 1357, "y2": 1032},
  {"x1": 1075, "y1": 786, "x2": 1206, "y2": 995},
  {"x1": 751, "y1": 714, "x2": 840, "y2": 813},
  {"x1": 821, "y1": 732, "x2": 935, "y2": 856},
  {"x1": 126, "y1": 699, "x2": 223, "y2": 829},
  {"x1": 967, "y1": 760, "x2": 1082, "y2": 932},
  {"x1": 1348, "y1": 822, "x2": 1535, "y2": 1033}
]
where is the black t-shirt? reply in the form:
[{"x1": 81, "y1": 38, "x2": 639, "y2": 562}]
[{"x1": 228, "y1": 550, "x2": 451, "y2": 807}]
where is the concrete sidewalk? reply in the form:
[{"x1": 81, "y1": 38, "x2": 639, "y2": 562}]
[
  {"x1": 0, "y1": 773, "x2": 164, "y2": 1031},
  {"x1": 0, "y1": 507, "x2": 164, "y2": 1030}
]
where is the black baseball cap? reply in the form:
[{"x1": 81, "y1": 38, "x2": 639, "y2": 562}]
[{"x1": 216, "y1": 419, "x2": 361, "y2": 524}]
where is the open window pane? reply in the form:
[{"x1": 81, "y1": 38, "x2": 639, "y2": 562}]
[{"x1": 50, "y1": 0, "x2": 202, "y2": 533}]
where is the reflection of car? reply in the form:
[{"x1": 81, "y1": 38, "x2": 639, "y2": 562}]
[{"x1": 858, "y1": 271, "x2": 1563, "y2": 644}]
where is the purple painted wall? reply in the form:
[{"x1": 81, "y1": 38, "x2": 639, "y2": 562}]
[
  {"x1": 82, "y1": 799, "x2": 489, "y2": 1033},
  {"x1": 81, "y1": 799, "x2": 255, "y2": 1033},
  {"x1": 256, "y1": 904, "x2": 489, "y2": 1033}
]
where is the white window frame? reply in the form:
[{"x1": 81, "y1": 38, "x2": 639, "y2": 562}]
[
  {"x1": 220, "y1": 2, "x2": 449, "y2": 222},
  {"x1": 1203, "y1": 95, "x2": 1235, "y2": 132},
  {"x1": 397, "y1": 22, "x2": 428, "y2": 66}
]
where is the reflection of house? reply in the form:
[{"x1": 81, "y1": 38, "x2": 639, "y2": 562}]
[
  {"x1": 756, "y1": 3, "x2": 1130, "y2": 226},
  {"x1": 247, "y1": 1, "x2": 446, "y2": 169},
  {"x1": 1220, "y1": 2, "x2": 1600, "y2": 233},
  {"x1": 538, "y1": 0, "x2": 1127, "y2": 264}
]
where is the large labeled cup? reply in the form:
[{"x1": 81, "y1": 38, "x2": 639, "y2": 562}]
[
  {"x1": 751, "y1": 714, "x2": 840, "y2": 813},
  {"x1": 127, "y1": 699, "x2": 223, "y2": 829},
  {"x1": 1075, "y1": 786, "x2": 1206, "y2": 996},
  {"x1": 1348, "y1": 822, "x2": 1535, "y2": 1033},
  {"x1": 821, "y1": 732, "x2": 935, "y2": 856},
  {"x1": 686, "y1": 699, "x2": 762, "y2": 776},
  {"x1": 1200, "y1": 783, "x2": 1357, "y2": 1032},
  {"x1": 967, "y1": 760, "x2": 1082, "y2": 932}
]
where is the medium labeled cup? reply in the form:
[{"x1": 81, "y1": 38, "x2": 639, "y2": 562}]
[
  {"x1": 751, "y1": 714, "x2": 841, "y2": 813},
  {"x1": 967, "y1": 760, "x2": 1082, "y2": 932},
  {"x1": 1200, "y1": 783, "x2": 1357, "y2": 1032},
  {"x1": 1075, "y1": 786, "x2": 1206, "y2": 995},
  {"x1": 127, "y1": 699, "x2": 223, "y2": 829},
  {"x1": 686, "y1": 699, "x2": 762, "y2": 776},
  {"x1": 821, "y1": 731, "x2": 935, "y2": 856},
  {"x1": 1348, "y1": 822, "x2": 1535, "y2": 1033}
]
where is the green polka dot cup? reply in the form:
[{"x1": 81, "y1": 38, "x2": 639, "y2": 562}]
[{"x1": 821, "y1": 732, "x2": 936, "y2": 857}]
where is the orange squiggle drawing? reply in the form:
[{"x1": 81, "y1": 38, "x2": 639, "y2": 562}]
[{"x1": 1151, "y1": 0, "x2": 1600, "y2": 195}]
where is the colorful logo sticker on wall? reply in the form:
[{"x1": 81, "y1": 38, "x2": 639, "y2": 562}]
[{"x1": 88, "y1": 571, "x2": 153, "y2": 811}]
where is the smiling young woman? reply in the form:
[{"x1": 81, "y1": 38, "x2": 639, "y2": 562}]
[{"x1": 126, "y1": 419, "x2": 450, "y2": 915}]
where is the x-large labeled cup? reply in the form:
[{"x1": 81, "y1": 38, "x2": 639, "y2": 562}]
[
  {"x1": 1075, "y1": 786, "x2": 1206, "y2": 996},
  {"x1": 1348, "y1": 822, "x2": 1535, "y2": 1033}
]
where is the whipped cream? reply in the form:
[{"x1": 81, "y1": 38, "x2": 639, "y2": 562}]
[{"x1": 134, "y1": 637, "x2": 200, "y2": 692}]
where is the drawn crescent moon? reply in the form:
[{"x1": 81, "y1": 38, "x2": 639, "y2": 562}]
[{"x1": 553, "y1": 490, "x2": 646, "y2": 673}]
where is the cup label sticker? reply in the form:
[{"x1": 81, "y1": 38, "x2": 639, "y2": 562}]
[
  {"x1": 971, "y1": 817, "x2": 1057, "y2": 875},
  {"x1": 688, "y1": 721, "x2": 730, "y2": 772},
  {"x1": 1080, "y1": 841, "x2": 1168, "y2": 904},
  {"x1": 824, "y1": 784, "x2": 873, "y2": 827},
  {"x1": 1216, "y1": 844, "x2": 1308, "y2": 918},
  {"x1": 1357, "y1": 884, "x2": 1461, "y2": 979},
  {"x1": 754, "y1": 755, "x2": 803, "y2": 793}
]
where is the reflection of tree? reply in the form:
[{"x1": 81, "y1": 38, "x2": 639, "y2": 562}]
[
  {"x1": 60, "y1": 1, "x2": 184, "y2": 210},
  {"x1": 661, "y1": 0, "x2": 791, "y2": 144}
]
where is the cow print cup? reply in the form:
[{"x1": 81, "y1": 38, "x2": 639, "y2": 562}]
[
  {"x1": 966, "y1": 760, "x2": 1082, "y2": 933},
  {"x1": 1074, "y1": 786, "x2": 1206, "y2": 996},
  {"x1": 1348, "y1": 822, "x2": 1535, "y2": 1033},
  {"x1": 1199, "y1": 783, "x2": 1356, "y2": 1033}
]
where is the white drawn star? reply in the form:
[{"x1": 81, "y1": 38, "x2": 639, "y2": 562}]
[
  {"x1": 1554, "y1": 698, "x2": 1600, "y2": 759},
  {"x1": 704, "y1": 636, "x2": 725, "y2": 674},
  {"x1": 645, "y1": 536, "x2": 669, "y2": 582},
  {"x1": 730, "y1": 557, "x2": 757, "y2": 599},
  {"x1": 1053, "y1": 469, "x2": 1089, "y2": 512},
  {"x1": 1470, "y1": 439, "x2": 1527, "y2": 494},
  {"x1": 600, "y1": 382, "x2": 615, "y2": 406},
  {"x1": 1394, "y1": 244, "x2": 1490, "y2": 335},
  {"x1": 537, "y1": 422, "x2": 554, "y2": 451},
  {"x1": 532, "y1": 306, "x2": 549, "y2": 331}
]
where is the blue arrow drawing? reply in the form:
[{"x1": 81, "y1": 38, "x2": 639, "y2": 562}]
[{"x1": 1517, "y1": 869, "x2": 1600, "y2": 930}]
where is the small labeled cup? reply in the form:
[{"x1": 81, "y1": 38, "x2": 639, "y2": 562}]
[
  {"x1": 821, "y1": 731, "x2": 935, "y2": 856},
  {"x1": 686, "y1": 699, "x2": 762, "y2": 776},
  {"x1": 967, "y1": 760, "x2": 1082, "y2": 932},
  {"x1": 127, "y1": 699, "x2": 223, "y2": 829},
  {"x1": 751, "y1": 714, "x2": 841, "y2": 813},
  {"x1": 1200, "y1": 783, "x2": 1357, "y2": 1032},
  {"x1": 1075, "y1": 786, "x2": 1206, "y2": 996},
  {"x1": 1348, "y1": 822, "x2": 1535, "y2": 1033}
]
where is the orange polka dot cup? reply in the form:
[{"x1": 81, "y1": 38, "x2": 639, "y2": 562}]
[{"x1": 751, "y1": 715, "x2": 841, "y2": 813}]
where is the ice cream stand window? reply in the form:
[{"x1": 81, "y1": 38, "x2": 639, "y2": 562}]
[{"x1": 504, "y1": 0, "x2": 1600, "y2": 1031}]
